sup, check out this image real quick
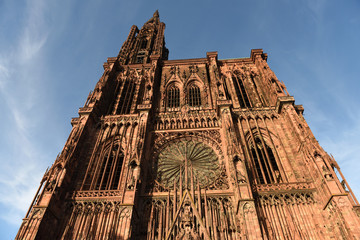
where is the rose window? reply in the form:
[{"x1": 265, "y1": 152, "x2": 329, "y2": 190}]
[{"x1": 156, "y1": 140, "x2": 221, "y2": 189}]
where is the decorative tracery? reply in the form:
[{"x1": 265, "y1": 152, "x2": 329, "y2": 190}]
[
  {"x1": 232, "y1": 73, "x2": 251, "y2": 108},
  {"x1": 249, "y1": 137, "x2": 281, "y2": 184},
  {"x1": 136, "y1": 194, "x2": 238, "y2": 239},
  {"x1": 156, "y1": 140, "x2": 221, "y2": 189},
  {"x1": 140, "y1": 38, "x2": 148, "y2": 49},
  {"x1": 167, "y1": 85, "x2": 180, "y2": 108},
  {"x1": 256, "y1": 192, "x2": 321, "y2": 239},
  {"x1": 114, "y1": 79, "x2": 136, "y2": 114},
  {"x1": 83, "y1": 143, "x2": 124, "y2": 190},
  {"x1": 188, "y1": 84, "x2": 202, "y2": 107},
  {"x1": 61, "y1": 202, "x2": 131, "y2": 240}
]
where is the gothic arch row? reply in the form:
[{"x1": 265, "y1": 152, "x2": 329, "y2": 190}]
[
  {"x1": 237, "y1": 113, "x2": 279, "y2": 121},
  {"x1": 258, "y1": 192, "x2": 315, "y2": 205},
  {"x1": 70, "y1": 201, "x2": 131, "y2": 214},
  {"x1": 61, "y1": 202, "x2": 132, "y2": 240},
  {"x1": 255, "y1": 192, "x2": 322, "y2": 239},
  {"x1": 136, "y1": 195, "x2": 238, "y2": 239},
  {"x1": 155, "y1": 116, "x2": 219, "y2": 130},
  {"x1": 100, "y1": 121, "x2": 139, "y2": 142},
  {"x1": 165, "y1": 72, "x2": 205, "y2": 90}
]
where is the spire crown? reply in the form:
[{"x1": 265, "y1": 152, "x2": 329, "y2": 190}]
[
  {"x1": 153, "y1": 10, "x2": 159, "y2": 18},
  {"x1": 117, "y1": 11, "x2": 168, "y2": 64},
  {"x1": 144, "y1": 10, "x2": 160, "y2": 26}
]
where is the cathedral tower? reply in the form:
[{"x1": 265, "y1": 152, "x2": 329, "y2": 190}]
[{"x1": 17, "y1": 12, "x2": 360, "y2": 239}]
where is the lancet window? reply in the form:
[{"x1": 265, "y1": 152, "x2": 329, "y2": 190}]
[
  {"x1": 188, "y1": 84, "x2": 201, "y2": 107},
  {"x1": 140, "y1": 39, "x2": 148, "y2": 49},
  {"x1": 232, "y1": 74, "x2": 251, "y2": 108},
  {"x1": 136, "y1": 56, "x2": 144, "y2": 63},
  {"x1": 167, "y1": 85, "x2": 180, "y2": 108},
  {"x1": 249, "y1": 137, "x2": 280, "y2": 184},
  {"x1": 115, "y1": 79, "x2": 136, "y2": 114},
  {"x1": 83, "y1": 143, "x2": 124, "y2": 190},
  {"x1": 223, "y1": 81, "x2": 231, "y2": 100},
  {"x1": 96, "y1": 144, "x2": 124, "y2": 190},
  {"x1": 135, "y1": 51, "x2": 146, "y2": 64}
]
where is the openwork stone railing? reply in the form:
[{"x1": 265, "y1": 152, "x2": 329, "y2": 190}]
[
  {"x1": 253, "y1": 182, "x2": 315, "y2": 194},
  {"x1": 233, "y1": 108, "x2": 278, "y2": 119},
  {"x1": 78, "y1": 106, "x2": 93, "y2": 115},
  {"x1": 102, "y1": 114, "x2": 140, "y2": 125},
  {"x1": 154, "y1": 110, "x2": 219, "y2": 130},
  {"x1": 71, "y1": 190, "x2": 123, "y2": 200}
]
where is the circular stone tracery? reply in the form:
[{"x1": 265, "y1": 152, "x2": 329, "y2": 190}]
[{"x1": 156, "y1": 140, "x2": 221, "y2": 189}]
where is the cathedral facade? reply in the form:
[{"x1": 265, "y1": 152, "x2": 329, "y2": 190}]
[{"x1": 17, "y1": 11, "x2": 360, "y2": 240}]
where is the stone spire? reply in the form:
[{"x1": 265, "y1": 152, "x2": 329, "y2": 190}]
[{"x1": 117, "y1": 10, "x2": 168, "y2": 64}]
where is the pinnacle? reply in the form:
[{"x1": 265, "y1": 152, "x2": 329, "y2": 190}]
[
  {"x1": 144, "y1": 10, "x2": 160, "y2": 25},
  {"x1": 153, "y1": 10, "x2": 159, "y2": 18}
]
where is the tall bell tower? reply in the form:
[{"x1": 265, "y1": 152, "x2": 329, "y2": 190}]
[{"x1": 17, "y1": 11, "x2": 360, "y2": 240}]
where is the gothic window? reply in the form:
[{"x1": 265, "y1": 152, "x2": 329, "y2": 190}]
[
  {"x1": 93, "y1": 144, "x2": 124, "y2": 190},
  {"x1": 116, "y1": 79, "x2": 136, "y2": 114},
  {"x1": 136, "y1": 56, "x2": 144, "y2": 63},
  {"x1": 188, "y1": 84, "x2": 201, "y2": 107},
  {"x1": 250, "y1": 137, "x2": 280, "y2": 184},
  {"x1": 232, "y1": 75, "x2": 251, "y2": 108},
  {"x1": 140, "y1": 39, "x2": 148, "y2": 49},
  {"x1": 167, "y1": 85, "x2": 180, "y2": 108},
  {"x1": 223, "y1": 81, "x2": 231, "y2": 100},
  {"x1": 136, "y1": 52, "x2": 145, "y2": 63}
]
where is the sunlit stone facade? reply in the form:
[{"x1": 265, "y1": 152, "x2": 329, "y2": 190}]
[{"x1": 17, "y1": 11, "x2": 360, "y2": 239}]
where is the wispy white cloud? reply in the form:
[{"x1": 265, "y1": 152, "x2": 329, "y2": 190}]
[
  {"x1": 301, "y1": 61, "x2": 360, "y2": 198},
  {"x1": 0, "y1": 62, "x2": 9, "y2": 90},
  {"x1": 0, "y1": 163, "x2": 40, "y2": 225},
  {"x1": 0, "y1": 0, "x2": 51, "y2": 226}
]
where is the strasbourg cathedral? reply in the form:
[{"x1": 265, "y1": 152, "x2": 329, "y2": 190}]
[{"x1": 17, "y1": 11, "x2": 360, "y2": 240}]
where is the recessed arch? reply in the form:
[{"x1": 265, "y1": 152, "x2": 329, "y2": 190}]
[{"x1": 245, "y1": 128, "x2": 282, "y2": 184}]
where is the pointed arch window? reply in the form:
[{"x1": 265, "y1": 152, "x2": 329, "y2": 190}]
[
  {"x1": 188, "y1": 84, "x2": 201, "y2": 107},
  {"x1": 93, "y1": 144, "x2": 124, "y2": 190},
  {"x1": 167, "y1": 85, "x2": 180, "y2": 108},
  {"x1": 223, "y1": 81, "x2": 231, "y2": 100},
  {"x1": 250, "y1": 137, "x2": 280, "y2": 184},
  {"x1": 136, "y1": 56, "x2": 144, "y2": 63},
  {"x1": 232, "y1": 74, "x2": 251, "y2": 108},
  {"x1": 82, "y1": 142, "x2": 124, "y2": 191},
  {"x1": 140, "y1": 39, "x2": 148, "y2": 49},
  {"x1": 115, "y1": 79, "x2": 136, "y2": 114}
]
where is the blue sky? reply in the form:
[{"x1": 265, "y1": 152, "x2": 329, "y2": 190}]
[{"x1": 1, "y1": 0, "x2": 359, "y2": 238}]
